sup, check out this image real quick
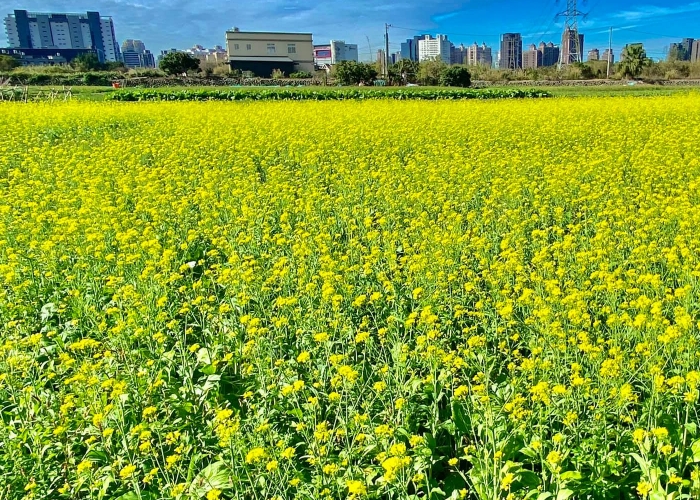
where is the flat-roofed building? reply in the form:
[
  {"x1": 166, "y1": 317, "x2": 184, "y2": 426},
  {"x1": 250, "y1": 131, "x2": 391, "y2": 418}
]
[{"x1": 226, "y1": 29, "x2": 314, "y2": 76}]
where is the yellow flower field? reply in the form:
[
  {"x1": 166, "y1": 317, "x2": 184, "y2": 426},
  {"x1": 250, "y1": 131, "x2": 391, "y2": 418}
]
[{"x1": 1, "y1": 96, "x2": 700, "y2": 500}]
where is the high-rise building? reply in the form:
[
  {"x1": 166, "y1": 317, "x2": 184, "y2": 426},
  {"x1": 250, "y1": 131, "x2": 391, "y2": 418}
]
[
  {"x1": 330, "y1": 40, "x2": 358, "y2": 63},
  {"x1": 692, "y1": 40, "x2": 700, "y2": 63},
  {"x1": 561, "y1": 28, "x2": 584, "y2": 64},
  {"x1": 465, "y1": 42, "x2": 493, "y2": 67},
  {"x1": 121, "y1": 39, "x2": 155, "y2": 68},
  {"x1": 682, "y1": 38, "x2": 695, "y2": 60},
  {"x1": 418, "y1": 35, "x2": 451, "y2": 64},
  {"x1": 3, "y1": 9, "x2": 120, "y2": 62},
  {"x1": 499, "y1": 33, "x2": 522, "y2": 70},
  {"x1": 538, "y1": 42, "x2": 559, "y2": 67},
  {"x1": 522, "y1": 44, "x2": 542, "y2": 69},
  {"x1": 602, "y1": 48, "x2": 614, "y2": 64},
  {"x1": 451, "y1": 43, "x2": 466, "y2": 65},
  {"x1": 400, "y1": 35, "x2": 429, "y2": 62},
  {"x1": 377, "y1": 49, "x2": 386, "y2": 75},
  {"x1": 587, "y1": 48, "x2": 600, "y2": 61},
  {"x1": 669, "y1": 38, "x2": 695, "y2": 61}
]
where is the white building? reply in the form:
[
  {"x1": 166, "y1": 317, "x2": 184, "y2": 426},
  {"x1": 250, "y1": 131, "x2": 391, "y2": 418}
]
[
  {"x1": 330, "y1": 40, "x2": 358, "y2": 63},
  {"x1": 418, "y1": 35, "x2": 451, "y2": 64},
  {"x1": 3, "y1": 10, "x2": 120, "y2": 62}
]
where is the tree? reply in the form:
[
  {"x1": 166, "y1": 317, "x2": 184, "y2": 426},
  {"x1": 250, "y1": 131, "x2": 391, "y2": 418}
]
[
  {"x1": 439, "y1": 66, "x2": 472, "y2": 87},
  {"x1": 159, "y1": 52, "x2": 200, "y2": 76},
  {"x1": 394, "y1": 59, "x2": 419, "y2": 84},
  {"x1": 71, "y1": 53, "x2": 103, "y2": 71},
  {"x1": 0, "y1": 55, "x2": 20, "y2": 71},
  {"x1": 418, "y1": 58, "x2": 447, "y2": 86},
  {"x1": 619, "y1": 44, "x2": 650, "y2": 78},
  {"x1": 333, "y1": 61, "x2": 377, "y2": 85}
]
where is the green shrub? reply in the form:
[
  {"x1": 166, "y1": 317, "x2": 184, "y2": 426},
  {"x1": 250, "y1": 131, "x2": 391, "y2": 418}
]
[{"x1": 108, "y1": 87, "x2": 551, "y2": 102}]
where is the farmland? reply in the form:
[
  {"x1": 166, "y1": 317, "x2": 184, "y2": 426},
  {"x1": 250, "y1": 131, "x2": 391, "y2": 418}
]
[{"x1": 1, "y1": 96, "x2": 700, "y2": 500}]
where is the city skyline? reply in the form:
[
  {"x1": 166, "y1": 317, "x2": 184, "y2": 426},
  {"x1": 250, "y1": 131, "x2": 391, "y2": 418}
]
[{"x1": 2, "y1": 1, "x2": 699, "y2": 62}]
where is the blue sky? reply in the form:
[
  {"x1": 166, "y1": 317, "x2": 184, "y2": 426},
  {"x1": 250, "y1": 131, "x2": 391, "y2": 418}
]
[{"x1": 2, "y1": 0, "x2": 699, "y2": 61}]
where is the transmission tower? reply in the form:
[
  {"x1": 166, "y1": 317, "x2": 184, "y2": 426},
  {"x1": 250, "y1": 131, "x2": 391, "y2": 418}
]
[{"x1": 557, "y1": 0, "x2": 585, "y2": 66}]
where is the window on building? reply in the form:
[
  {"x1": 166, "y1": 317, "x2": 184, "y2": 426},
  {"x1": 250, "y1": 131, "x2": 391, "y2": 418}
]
[
  {"x1": 287, "y1": 43, "x2": 296, "y2": 54},
  {"x1": 246, "y1": 43, "x2": 251, "y2": 50},
  {"x1": 267, "y1": 43, "x2": 276, "y2": 54},
  {"x1": 234, "y1": 43, "x2": 239, "y2": 50}
]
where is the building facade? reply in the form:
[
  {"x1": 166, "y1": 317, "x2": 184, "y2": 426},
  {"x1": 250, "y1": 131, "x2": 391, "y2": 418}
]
[
  {"x1": 669, "y1": 38, "x2": 695, "y2": 61},
  {"x1": 400, "y1": 35, "x2": 429, "y2": 62},
  {"x1": 313, "y1": 44, "x2": 332, "y2": 66},
  {"x1": 451, "y1": 44, "x2": 466, "y2": 65},
  {"x1": 602, "y1": 48, "x2": 614, "y2": 64},
  {"x1": 226, "y1": 30, "x2": 314, "y2": 76},
  {"x1": 693, "y1": 40, "x2": 700, "y2": 63},
  {"x1": 330, "y1": 40, "x2": 358, "y2": 63},
  {"x1": 418, "y1": 35, "x2": 451, "y2": 64},
  {"x1": 465, "y1": 42, "x2": 493, "y2": 67},
  {"x1": 3, "y1": 10, "x2": 119, "y2": 62},
  {"x1": 499, "y1": 33, "x2": 522, "y2": 70},
  {"x1": 0, "y1": 46, "x2": 96, "y2": 65},
  {"x1": 587, "y1": 48, "x2": 599, "y2": 61},
  {"x1": 561, "y1": 28, "x2": 584, "y2": 64},
  {"x1": 522, "y1": 44, "x2": 542, "y2": 69},
  {"x1": 538, "y1": 42, "x2": 559, "y2": 67},
  {"x1": 185, "y1": 44, "x2": 229, "y2": 64},
  {"x1": 121, "y1": 39, "x2": 155, "y2": 68}
]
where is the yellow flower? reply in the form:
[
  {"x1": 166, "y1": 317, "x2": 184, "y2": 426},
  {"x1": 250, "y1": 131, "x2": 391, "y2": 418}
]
[
  {"x1": 346, "y1": 479, "x2": 367, "y2": 496},
  {"x1": 501, "y1": 472, "x2": 515, "y2": 490},
  {"x1": 245, "y1": 447, "x2": 266, "y2": 464},
  {"x1": 296, "y1": 351, "x2": 310, "y2": 363},
  {"x1": 636, "y1": 480, "x2": 653, "y2": 497},
  {"x1": 77, "y1": 460, "x2": 93, "y2": 473},
  {"x1": 281, "y1": 447, "x2": 295, "y2": 459},
  {"x1": 119, "y1": 464, "x2": 137, "y2": 479},
  {"x1": 266, "y1": 460, "x2": 278, "y2": 472},
  {"x1": 206, "y1": 489, "x2": 222, "y2": 500},
  {"x1": 546, "y1": 450, "x2": 562, "y2": 466}
]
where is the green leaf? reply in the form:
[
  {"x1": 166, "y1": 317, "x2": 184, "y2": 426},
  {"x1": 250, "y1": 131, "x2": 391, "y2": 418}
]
[
  {"x1": 518, "y1": 470, "x2": 541, "y2": 488},
  {"x1": 537, "y1": 493, "x2": 553, "y2": 500},
  {"x1": 451, "y1": 402, "x2": 471, "y2": 435},
  {"x1": 691, "y1": 439, "x2": 700, "y2": 462},
  {"x1": 189, "y1": 461, "x2": 232, "y2": 498},
  {"x1": 556, "y1": 489, "x2": 575, "y2": 500},
  {"x1": 115, "y1": 493, "x2": 156, "y2": 500},
  {"x1": 560, "y1": 471, "x2": 583, "y2": 482}
]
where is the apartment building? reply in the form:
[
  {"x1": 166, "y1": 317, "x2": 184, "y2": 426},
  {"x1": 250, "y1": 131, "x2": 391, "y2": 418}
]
[
  {"x1": 522, "y1": 44, "x2": 542, "y2": 69},
  {"x1": 226, "y1": 29, "x2": 314, "y2": 76},
  {"x1": 3, "y1": 9, "x2": 120, "y2": 62},
  {"x1": 561, "y1": 28, "x2": 584, "y2": 64},
  {"x1": 418, "y1": 35, "x2": 451, "y2": 64},
  {"x1": 602, "y1": 48, "x2": 615, "y2": 64},
  {"x1": 693, "y1": 40, "x2": 700, "y2": 63},
  {"x1": 465, "y1": 42, "x2": 493, "y2": 67},
  {"x1": 588, "y1": 48, "x2": 600, "y2": 61},
  {"x1": 499, "y1": 33, "x2": 522, "y2": 69},
  {"x1": 539, "y1": 42, "x2": 559, "y2": 67}
]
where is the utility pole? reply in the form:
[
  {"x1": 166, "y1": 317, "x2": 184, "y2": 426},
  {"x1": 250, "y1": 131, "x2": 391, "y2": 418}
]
[
  {"x1": 384, "y1": 23, "x2": 391, "y2": 78},
  {"x1": 607, "y1": 26, "x2": 613, "y2": 79},
  {"x1": 557, "y1": 0, "x2": 585, "y2": 68}
]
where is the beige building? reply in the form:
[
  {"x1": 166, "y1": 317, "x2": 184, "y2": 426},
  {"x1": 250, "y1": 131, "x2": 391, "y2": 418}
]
[{"x1": 225, "y1": 29, "x2": 314, "y2": 76}]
